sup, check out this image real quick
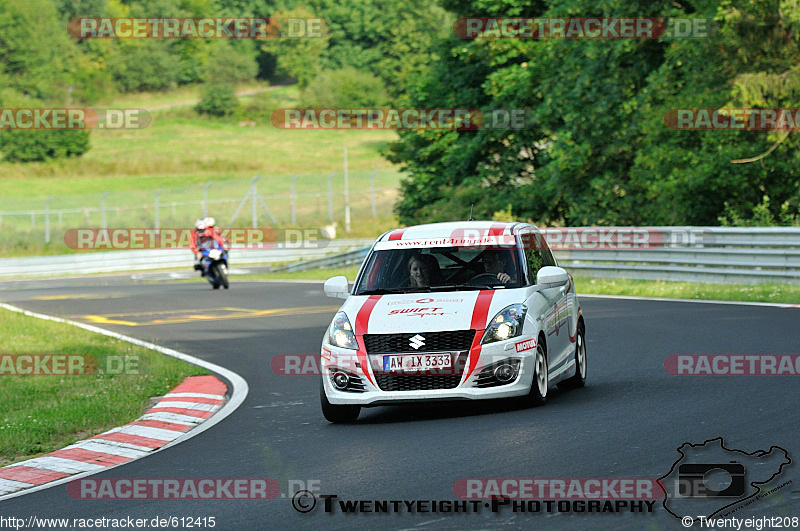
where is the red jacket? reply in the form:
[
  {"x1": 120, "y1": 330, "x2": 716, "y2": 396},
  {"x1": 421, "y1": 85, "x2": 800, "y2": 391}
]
[{"x1": 190, "y1": 227, "x2": 227, "y2": 254}]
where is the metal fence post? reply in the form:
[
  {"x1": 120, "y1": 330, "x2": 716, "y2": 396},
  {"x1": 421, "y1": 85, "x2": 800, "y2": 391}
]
[
  {"x1": 45, "y1": 197, "x2": 51, "y2": 244},
  {"x1": 101, "y1": 192, "x2": 109, "y2": 229},
  {"x1": 154, "y1": 188, "x2": 161, "y2": 230},
  {"x1": 202, "y1": 181, "x2": 212, "y2": 218},
  {"x1": 290, "y1": 175, "x2": 298, "y2": 225},
  {"x1": 343, "y1": 147, "x2": 351, "y2": 233},
  {"x1": 370, "y1": 170, "x2": 377, "y2": 218},
  {"x1": 327, "y1": 172, "x2": 335, "y2": 222},
  {"x1": 251, "y1": 176, "x2": 259, "y2": 229}
]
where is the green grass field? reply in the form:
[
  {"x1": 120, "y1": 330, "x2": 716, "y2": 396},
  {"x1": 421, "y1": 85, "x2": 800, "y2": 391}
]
[
  {"x1": 235, "y1": 266, "x2": 800, "y2": 304},
  {"x1": 0, "y1": 84, "x2": 403, "y2": 256},
  {"x1": 0, "y1": 308, "x2": 209, "y2": 466}
]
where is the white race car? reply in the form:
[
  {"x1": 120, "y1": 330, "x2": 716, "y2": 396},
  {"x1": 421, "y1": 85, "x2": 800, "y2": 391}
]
[{"x1": 320, "y1": 221, "x2": 586, "y2": 423}]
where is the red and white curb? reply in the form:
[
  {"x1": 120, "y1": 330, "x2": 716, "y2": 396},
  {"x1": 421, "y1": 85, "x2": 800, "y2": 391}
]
[{"x1": 0, "y1": 303, "x2": 249, "y2": 502}]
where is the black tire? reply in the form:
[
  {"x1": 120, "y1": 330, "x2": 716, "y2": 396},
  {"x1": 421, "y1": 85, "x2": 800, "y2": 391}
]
[
  {"x1": 320, "y1": 381, "x2": 360, "y2": 423},
  {"x1": 209, "y1": 264, "x2": 222, "y2": 289},
  {"x1": 219, "y1": 264, "x2": 229, "y2": 289},
  {"x1": 558, "y1": 321, "x2": 586, "y2": 389},
  {"x1": 524, "y1": 339, "x2": 548, "y2": 406}
]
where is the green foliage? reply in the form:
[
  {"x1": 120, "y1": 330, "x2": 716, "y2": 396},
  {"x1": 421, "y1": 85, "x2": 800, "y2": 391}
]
[
  {"x1": 492, "y1": 204, "x2": 514, "y2": 222},
  {"x1": 0, "y1": 130, "x2": 90, "y2": 162},
  {"x1": 196, "y1": 83, "x2": 238, "y2": 116},
  {"x1": 260, "y1": 7, "x2": 330, "y2": 89},
  {"x1": 718, "y1": 195, "x2": 800, "y2": 226},
  {"x1": 390, "y1": 0, "x2": 800, "y2": 227},
  {"x1": 309, "y1": 0, "x2": 450, "y2": 97},
  {"x1": 300, "y1": 68, "x2": 387, "y2": 108},
  {"x1": 204, "y1": 42, "x2": 259, "y2": 83},
  {"x1": 0, "y1": 0, "x2": 81, "y2": 101},
  {"x1": 108, "y1": 41, "x2": 182, "y2": 92}
]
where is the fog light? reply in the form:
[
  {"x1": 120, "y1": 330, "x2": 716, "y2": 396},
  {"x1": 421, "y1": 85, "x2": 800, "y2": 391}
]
[
  {"x1": 332, "y1": 371, "x2": 350, "y2": 390},
  {"x1": 494, "y1": 364, "x2": 516, "y2": 383}
]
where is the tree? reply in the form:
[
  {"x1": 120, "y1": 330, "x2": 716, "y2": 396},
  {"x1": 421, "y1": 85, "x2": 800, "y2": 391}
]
[{"x1": 389, "y1": 0, "x2": 800, "y2": 226}]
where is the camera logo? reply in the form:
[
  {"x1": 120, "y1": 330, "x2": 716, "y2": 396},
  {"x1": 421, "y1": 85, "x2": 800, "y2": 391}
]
[
  {"x1": 677, "y1": 463, "x2": 745, "y2": 498},
  {"x1": 659, "y1": 438, "x2": 791, "y2": 521}
]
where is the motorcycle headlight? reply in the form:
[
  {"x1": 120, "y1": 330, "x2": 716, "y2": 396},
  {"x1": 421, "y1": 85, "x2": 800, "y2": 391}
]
[
  {"x1": 327, "y1": 312, "x2": 358, "y2": 350},
  {"x1": 481, "y1": 304, "x2": 527, "y2": 344}
]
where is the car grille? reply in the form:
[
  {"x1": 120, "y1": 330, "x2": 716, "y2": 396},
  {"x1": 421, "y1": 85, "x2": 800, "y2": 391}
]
[
  {"x1": 363, "y1": 330, "x2": 476, "y2": 354},
  {"x1": 373, "y1": 352, "x2": 470, "y2": 392}
]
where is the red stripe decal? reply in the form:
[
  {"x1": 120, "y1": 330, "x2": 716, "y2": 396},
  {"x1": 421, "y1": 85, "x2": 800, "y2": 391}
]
[
  {"x1": 487, "y1": 223, "x2": 507, "y2": 236},
  {"x1": 0, "y1": 465, "x2": 69, "y2": 485},
  {"x1": 388, "y1": 229, "x2": 407, "y2": 240},
  {"x1": 48, "y1": 448, "x2": 132, "y2": 466},
  {"x1": 465, "y1": 290, "x2": 495, "y2": 380},
  {"x1": 354, "y1": 295, "x2": 382, "y2": 385},
  {"x1": 470, "y1": 290, "x2": 495, "y2": 330}
]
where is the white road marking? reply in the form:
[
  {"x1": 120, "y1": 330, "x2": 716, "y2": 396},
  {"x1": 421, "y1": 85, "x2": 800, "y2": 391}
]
[
  {"x1": 152, "y1": 401, "x2": 220, "y2": 412},
  {"x1": 163, "y1": 392, "x2": 225, "y2": 400},
  {"x1": 63, "y1": 441, "x2": 150, "y2": 459},
  {"x1": 10, "y1": 456, "x2": 105, "y2": 474},
  {"x1": 0, "y1": 478, "x2": 34, "y2": 495}
]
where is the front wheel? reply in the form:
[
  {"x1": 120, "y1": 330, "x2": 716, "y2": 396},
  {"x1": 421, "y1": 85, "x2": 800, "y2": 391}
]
[
  {"x1": 524, "y1": 341, "x2": 548, "y2": 406},
  {"x1": 558, "y1": 322, "x2": 586, "y2": 389},
  {"x1": 320, "y1": 381, "x2": 360, "y2": 423},
  {"x1": 219, "y1": 263, "x2": 229, "y2": 289}
]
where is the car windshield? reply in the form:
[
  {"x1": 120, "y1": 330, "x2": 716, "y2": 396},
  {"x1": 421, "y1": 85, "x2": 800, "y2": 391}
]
[{"x1": 354, "y1": 246, "x2": 524, "y2": 295}]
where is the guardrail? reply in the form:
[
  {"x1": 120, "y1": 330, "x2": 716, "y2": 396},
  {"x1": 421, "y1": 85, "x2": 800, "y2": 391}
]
[
  {"x1": 267, "y1": 227, "x2": 800, "y2": 285},
  {"x1": 0, "y1": 239, "x2": 373, "y2": 277},
  {"x1": 3, "y1": 227, "x2": 798, "y2": 284},
  {"x1": 551, "y1": 227, "x2": 800, "y2": 284}
]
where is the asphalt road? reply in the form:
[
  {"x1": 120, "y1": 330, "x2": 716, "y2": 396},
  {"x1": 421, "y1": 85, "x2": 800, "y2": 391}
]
[{"x1": 1, "y1": 275, "x2": 799, "y2": 530}]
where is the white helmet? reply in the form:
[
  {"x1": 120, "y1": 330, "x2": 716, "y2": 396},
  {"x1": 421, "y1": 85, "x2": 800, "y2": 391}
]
[
  {"x1": 195, "y1": 219, "x2": 207, "y2": 231},
  {"x1": 204, "y1": 216, "x2": 215, "y2": 228}
]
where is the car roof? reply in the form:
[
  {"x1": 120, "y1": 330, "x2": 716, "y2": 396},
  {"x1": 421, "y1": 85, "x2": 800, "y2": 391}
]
[{"x1": 377, "y1": 221, "x2": 539, "y2": 242}]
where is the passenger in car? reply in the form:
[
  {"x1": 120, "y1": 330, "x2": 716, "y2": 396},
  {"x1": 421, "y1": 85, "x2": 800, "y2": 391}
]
[{"x1": 408, "y1": 253, "x2": 442, "y2": 287}]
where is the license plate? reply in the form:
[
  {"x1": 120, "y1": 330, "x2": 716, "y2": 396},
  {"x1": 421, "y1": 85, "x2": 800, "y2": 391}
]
[{"x1": 383, "y1": 354, "x2": 452, "y2": 372}]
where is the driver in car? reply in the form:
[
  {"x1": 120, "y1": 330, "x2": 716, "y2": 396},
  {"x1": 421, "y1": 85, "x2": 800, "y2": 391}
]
[{"x1": 482, "y1": 249, "x2": 513, "y2": 283}]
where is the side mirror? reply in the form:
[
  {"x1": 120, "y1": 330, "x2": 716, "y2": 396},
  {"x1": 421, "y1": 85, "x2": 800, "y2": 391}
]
[
  {"x1": 536, "y1": 266, "x2": 569, "y2": 287},
  {"x1": 324, "y1": 276, "x2": 350, "y2": 299}
]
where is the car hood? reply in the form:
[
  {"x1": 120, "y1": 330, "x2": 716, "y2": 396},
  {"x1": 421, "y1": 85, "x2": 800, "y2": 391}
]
[{"x1": 339, "y1": 289, "x2": 526, "y2": 334}]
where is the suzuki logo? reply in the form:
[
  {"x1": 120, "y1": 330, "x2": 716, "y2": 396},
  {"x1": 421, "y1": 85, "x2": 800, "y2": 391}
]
[{"x1": 409, "y1": 334, "x2": 425, "y2": 350}]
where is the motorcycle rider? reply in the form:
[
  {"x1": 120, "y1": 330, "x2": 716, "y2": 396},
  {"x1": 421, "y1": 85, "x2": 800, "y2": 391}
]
[
  {"x1": 190, "y1": 219, "x2": 227, "y2": 275},
  {"x1": 204, "y1": 217, "x2": 230, "y2": 249}
]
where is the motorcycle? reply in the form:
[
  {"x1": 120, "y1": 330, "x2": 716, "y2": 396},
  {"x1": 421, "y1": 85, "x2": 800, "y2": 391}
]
[{"x1": 196, "y1": 242, "x2": 229, "y2": 290}]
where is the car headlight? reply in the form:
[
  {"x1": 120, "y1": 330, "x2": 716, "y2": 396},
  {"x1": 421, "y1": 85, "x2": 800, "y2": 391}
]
[
  {"x1": 328, "y1": 312, "x2": 358, "y2": 350},
  {"x1": 481, "y1": 304, "x2": 527, "y2": 344}
]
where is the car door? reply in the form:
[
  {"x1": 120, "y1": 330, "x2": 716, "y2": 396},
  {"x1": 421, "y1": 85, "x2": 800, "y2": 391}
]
[{"x1": 520, "y1": 229, "x2": 570, "y2": 374}]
